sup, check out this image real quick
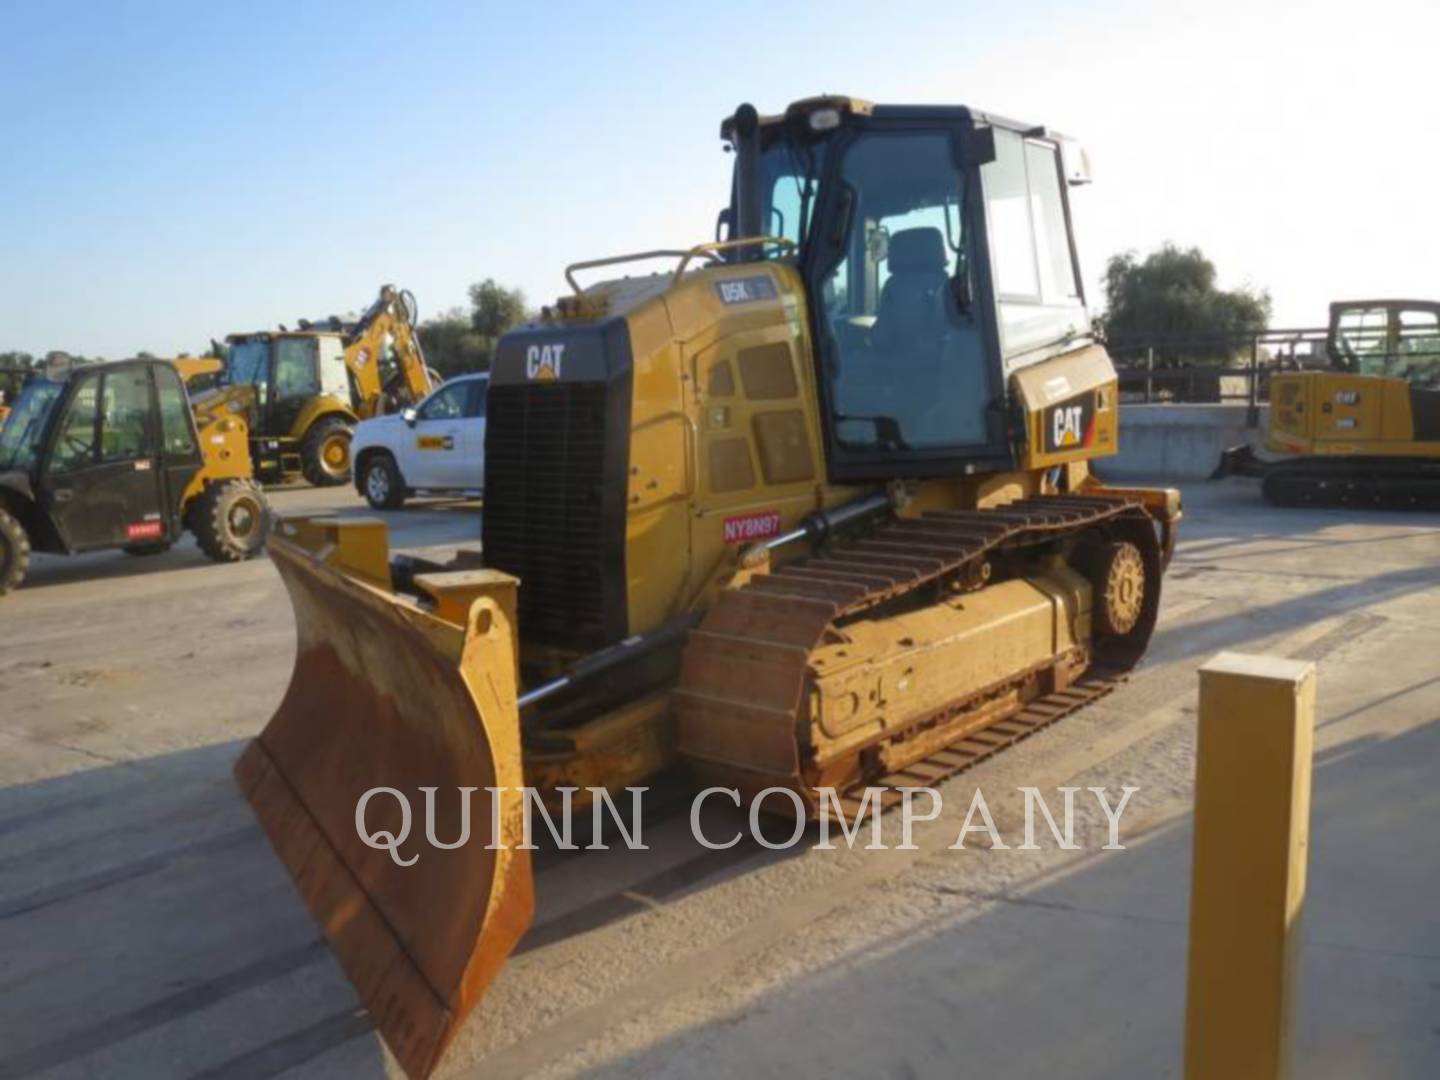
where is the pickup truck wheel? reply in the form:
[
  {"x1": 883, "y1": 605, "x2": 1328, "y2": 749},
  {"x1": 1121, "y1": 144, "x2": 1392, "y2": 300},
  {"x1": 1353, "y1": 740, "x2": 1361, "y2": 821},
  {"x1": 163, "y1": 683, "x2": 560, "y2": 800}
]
[
  {"x1": 301, "y1": 417, "x2": 353, "y2": 487},
  {"x1": 362, "y1": 453, "x2": 407, "y2": 510},
  {"x1": 190, "y1": 479, "x2": 270, "y2": 562},
  {"x1": 0, "y1": 506, "x2": 31, "y2": 595}
]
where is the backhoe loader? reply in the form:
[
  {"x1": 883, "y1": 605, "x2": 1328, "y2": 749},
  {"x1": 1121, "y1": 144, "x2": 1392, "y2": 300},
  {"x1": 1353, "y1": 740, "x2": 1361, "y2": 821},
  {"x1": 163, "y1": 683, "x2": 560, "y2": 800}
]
[
  {"x1": 193, "y1": 284, "x2": 435, "y2": 486},
  {"x1": 237, "y1": 97, "x2": 1181, "y2": 1077},
  {"x1": 1216, "y1": 299, "x2": 1440, "y2": 505},
  {"x1": 0, "y1": 357, "x2": 268, "y2": 594}
]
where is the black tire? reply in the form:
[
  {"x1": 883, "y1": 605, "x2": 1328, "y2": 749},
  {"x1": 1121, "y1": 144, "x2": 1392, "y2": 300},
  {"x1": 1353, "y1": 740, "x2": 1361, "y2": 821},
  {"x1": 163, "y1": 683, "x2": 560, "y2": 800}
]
[
  {"x1": 361, "y1": 453, "x2": 407, "y2": 510},
  {"x1": 300, "y1": 416, "x2": 354, "y2": 487},
  {"x1": 123, "y1": 541, "x2": 173, "y2": 557},
  {"x1": 0, "y1": 506, "x2": 31, "y2": 595},
  {"x1": 189, "y1": 479, "x2": 270, "y2": 563}
]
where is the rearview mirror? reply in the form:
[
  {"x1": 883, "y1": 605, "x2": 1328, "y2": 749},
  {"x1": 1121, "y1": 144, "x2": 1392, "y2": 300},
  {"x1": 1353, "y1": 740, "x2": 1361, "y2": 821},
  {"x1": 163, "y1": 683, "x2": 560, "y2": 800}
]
[{"x1": 401, "y1": 407, "x2": 418, "y2": 426}]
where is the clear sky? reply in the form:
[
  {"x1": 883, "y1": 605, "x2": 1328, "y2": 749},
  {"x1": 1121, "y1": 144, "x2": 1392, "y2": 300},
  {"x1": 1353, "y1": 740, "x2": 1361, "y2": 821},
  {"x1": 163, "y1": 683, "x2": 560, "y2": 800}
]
[{"x1": 3, "y1": 0, "x2": 1436, "y2": 357}]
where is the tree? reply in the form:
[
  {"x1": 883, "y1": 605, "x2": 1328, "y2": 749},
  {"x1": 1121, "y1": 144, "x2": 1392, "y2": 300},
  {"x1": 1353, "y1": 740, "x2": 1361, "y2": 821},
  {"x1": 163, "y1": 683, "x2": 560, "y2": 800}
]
[
  {"x1": 1100, "y1": 244, "x2": 1271, "y2": 366},
  {"x1": 417, "y1": 279, "x2": 529, "y2": 378},
  {"x1": 0, "y1": 351, "x2": 35, "y2": 402},
  {"x1": 468, "y1": 279, "x2": 527, "y2": 343},
  {"x1": 417, "y1": 308, "x2": 489, "y2": 378}
]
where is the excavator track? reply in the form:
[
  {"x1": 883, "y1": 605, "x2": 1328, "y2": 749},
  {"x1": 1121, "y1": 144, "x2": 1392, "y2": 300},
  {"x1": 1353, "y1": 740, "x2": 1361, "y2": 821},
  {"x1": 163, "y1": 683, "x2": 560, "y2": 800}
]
[
  {"x1": 676, "y1": 494, "x2": 1163, "y2": 808},
  {"x1": 1262, "y1": 457, "x2": 1440, "y2": 509}
]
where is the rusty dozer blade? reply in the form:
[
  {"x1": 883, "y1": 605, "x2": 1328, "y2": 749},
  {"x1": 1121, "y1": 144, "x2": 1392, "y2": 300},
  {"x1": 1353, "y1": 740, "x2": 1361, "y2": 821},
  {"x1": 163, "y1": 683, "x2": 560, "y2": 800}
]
[{"x1": 235, "y1": 517, "x2": 533, "y2": 1078}]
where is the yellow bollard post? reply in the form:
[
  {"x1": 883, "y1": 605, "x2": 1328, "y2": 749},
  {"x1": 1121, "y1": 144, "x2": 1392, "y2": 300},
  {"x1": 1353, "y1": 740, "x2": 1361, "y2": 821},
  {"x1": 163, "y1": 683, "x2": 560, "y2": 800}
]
[{"x1": 1185, "y1": 652, "x2": 1316, "y2": 1080}]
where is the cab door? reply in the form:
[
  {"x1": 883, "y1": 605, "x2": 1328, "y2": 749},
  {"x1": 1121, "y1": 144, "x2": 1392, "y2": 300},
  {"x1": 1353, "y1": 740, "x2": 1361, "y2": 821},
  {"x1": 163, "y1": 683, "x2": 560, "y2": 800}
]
[
  {"x1": 154, "y1": 364, "x2": 205, "y2": 516},
  {"x1": 267, "y1": 337, "x2": 322, "y2": 439},
  {"x1": 405, "y1": 379, "x2": 470, "y2": 488},
  {"x1": 42, "y1": 365, "x2": 168, "y2": 552}
]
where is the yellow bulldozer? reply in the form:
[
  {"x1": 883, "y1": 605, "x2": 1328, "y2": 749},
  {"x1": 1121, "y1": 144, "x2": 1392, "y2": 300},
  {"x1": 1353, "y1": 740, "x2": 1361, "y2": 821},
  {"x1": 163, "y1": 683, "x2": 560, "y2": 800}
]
[
  {"x1": 191, "y1": 284, "x2": 435, "y2": 486},
  {"x1": 1216, "y1": 298, "x2": 1440, "y2": 505},
  {"x1": 237, "y1": 97, "x2": 1181, "y2": 1077}
]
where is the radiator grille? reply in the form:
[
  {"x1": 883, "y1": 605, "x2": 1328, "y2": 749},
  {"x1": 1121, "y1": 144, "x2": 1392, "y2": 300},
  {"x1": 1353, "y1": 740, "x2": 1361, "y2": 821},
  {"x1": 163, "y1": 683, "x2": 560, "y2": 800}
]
[{"x1": 483, "y1": 382, "x2": 619, "y2": 651}]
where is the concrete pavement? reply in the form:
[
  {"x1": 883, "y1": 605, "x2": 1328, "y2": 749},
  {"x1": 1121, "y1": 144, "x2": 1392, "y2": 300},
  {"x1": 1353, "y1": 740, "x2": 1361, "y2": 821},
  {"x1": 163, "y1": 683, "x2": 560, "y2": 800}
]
[{"x1": 0, "y1": 479, "x2": 1435, "y2": 1079}]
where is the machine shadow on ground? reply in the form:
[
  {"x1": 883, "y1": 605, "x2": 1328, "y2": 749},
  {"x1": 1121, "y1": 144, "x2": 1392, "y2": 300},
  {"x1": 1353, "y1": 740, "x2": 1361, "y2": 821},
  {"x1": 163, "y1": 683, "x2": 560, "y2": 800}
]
[
  {"x1": 589, "y1": 713, "x2": 1440, "y2": 1080},
  {"x1": 20, "y1": 545, "x2": 224, "y2": 591},
  {"x1": 0, "y1": 740, "x2": 388, "y2": 1080},
  {"x1": 0, "y1": 745, "x2": 804, "y2": 1079}
]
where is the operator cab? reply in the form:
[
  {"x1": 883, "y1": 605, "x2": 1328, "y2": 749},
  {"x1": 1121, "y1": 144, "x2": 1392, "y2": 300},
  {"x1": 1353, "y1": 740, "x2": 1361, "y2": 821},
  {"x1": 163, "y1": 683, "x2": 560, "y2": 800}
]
[
  {"x1": 223, "y1": 331, "x2": 351, "y2": 427},
  {"x1": 1329, "y1": 300, "x2": 1440, "y2": 388},
  {"x1": 721, "y1": 97, "x2": 1093, "y2": 480},
  {"x1": 0, "y1": 359, "x2": 205, "y2": 554}
]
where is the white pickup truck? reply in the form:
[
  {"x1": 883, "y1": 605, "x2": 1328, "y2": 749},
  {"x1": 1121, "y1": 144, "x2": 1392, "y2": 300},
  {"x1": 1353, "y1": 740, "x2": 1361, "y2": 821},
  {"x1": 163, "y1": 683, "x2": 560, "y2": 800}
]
[{"x1": 350, "y1": 372, "x2": 488, "y2": 509}]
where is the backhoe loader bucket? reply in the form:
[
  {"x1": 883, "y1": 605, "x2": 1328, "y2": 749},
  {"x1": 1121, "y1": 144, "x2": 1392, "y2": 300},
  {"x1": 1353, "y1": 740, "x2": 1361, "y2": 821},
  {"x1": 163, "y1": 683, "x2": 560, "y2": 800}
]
[{"x1": 235, "y1": 516, "x2": 533, "y2": 1078}]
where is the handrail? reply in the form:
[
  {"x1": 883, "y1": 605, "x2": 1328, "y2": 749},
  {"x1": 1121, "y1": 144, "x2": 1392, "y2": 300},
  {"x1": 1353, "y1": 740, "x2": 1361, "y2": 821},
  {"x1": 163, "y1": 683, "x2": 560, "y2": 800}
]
[
  {"x1": 671, "y1": 236, "x2": 796, "y2": 284},
  {"x1": 563, "y1": 236, "x2": 798, "y2": 295},
  {"x1": 564, "y1": 250, "x2": 697, "y2": 295}
]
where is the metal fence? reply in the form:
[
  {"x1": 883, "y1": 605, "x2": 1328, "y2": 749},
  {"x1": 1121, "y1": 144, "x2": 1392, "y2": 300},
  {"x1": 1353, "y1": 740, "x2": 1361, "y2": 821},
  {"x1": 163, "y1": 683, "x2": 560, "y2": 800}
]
[{"x1": 1106, "y1": 327, "x2": 1334, "y2": 406}]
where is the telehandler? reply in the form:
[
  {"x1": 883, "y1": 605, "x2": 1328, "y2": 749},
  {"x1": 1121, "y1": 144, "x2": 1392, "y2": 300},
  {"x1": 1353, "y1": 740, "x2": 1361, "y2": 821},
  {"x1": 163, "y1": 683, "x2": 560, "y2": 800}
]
[
  {"x1": 1216, "y1": 298, "x2": 1440, "y2": 505},
  {"x1": 237, "y1": 97, "x2": 1181, "y2": 1077},
  {"x1": 0, "y1": 357, "x2": 269, "y2": 594},
  {"x1": 193, "y1": 284, "x2": 435, "y2": 487}
]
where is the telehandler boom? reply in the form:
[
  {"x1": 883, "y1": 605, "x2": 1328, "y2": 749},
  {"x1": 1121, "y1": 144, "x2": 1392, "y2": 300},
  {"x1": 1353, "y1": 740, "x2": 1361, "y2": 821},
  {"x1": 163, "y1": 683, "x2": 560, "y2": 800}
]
[{"x1": 238, "y1": 97, "x2": 1180, "y2": 1077}]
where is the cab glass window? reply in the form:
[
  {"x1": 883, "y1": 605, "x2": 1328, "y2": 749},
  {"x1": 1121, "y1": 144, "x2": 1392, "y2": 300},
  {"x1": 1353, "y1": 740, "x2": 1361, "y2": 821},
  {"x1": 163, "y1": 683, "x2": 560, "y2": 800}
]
[
  {"x1": 49, "y1": 374, "x2": 100, "y2": 472},
  {"x1": 982, "y1": 130, "x2": 1087, "y2": 361},
  {"x1": 759, "y1": 139, "x2": 828, "y2": 250},
  {"x1": 0, "y1": 378, "x2": 64, "y2": 472},
  {"x1": 419, "y1": 380, "x2": 468, "y2": 421},
  {"x1": 464, "y1": 379, "x2": 488, "y2": 419},
  {"x1": 1335, "y1": 307, "x2": 1390, "y2": 374},
  {"x1": 1027, "y1": 142, "x2": 1079, "y2": 301},
  {"x1": 1398, "y1": 308, "x2": 1440, "y2": 385},
  {"x1": 819, "y1": 130, "x2": 993, "y2": 451},
  {"x1": 273, "y1": 338, "x2": 320, "y2": 401},
  {"x1": 155, "y1": 365, "x2": 198, "y2": 456},
  {"x1": 985, "y1": 133, "x2": 1039, "y2": 299},
  {"x1": 227, "y1": 340, "x2": 270, "y2": 388},
  {"x1": 100, "y1": 368, "x2": 153, "y2": 462}
]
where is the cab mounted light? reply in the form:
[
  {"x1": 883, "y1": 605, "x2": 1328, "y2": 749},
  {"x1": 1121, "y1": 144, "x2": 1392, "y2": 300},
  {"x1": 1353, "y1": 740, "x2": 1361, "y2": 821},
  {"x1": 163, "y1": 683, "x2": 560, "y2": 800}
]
[{"x1": 808, "y1": 106, "x2": 842, "y2": 132}]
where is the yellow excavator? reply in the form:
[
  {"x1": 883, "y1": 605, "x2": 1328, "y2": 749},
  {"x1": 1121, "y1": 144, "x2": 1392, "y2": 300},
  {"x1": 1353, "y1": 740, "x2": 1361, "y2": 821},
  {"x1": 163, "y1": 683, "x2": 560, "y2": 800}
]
[
  {"x1": 192, "y1": 284, "x2": 435, "y2": 486},
  {"x1": 1216, "y1": 299, "x2": 1440, "y2": 505},
  {"x1": 237, "y1": 97, "x2": 1181, "y2": 1077}
]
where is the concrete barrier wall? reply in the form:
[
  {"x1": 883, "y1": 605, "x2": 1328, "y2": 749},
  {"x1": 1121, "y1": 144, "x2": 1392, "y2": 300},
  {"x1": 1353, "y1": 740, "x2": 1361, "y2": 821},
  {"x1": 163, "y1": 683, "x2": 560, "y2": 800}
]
[{"x1": 1092, "y1": 404, "x2": 1268, "y2": 482}]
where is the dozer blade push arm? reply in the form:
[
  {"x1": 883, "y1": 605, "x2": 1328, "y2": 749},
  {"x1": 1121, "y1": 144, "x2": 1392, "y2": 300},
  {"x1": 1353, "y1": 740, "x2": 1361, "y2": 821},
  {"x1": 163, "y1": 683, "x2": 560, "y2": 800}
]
[{"x1": 236, "y1": 517, "x2": 533, "y2": 1078}]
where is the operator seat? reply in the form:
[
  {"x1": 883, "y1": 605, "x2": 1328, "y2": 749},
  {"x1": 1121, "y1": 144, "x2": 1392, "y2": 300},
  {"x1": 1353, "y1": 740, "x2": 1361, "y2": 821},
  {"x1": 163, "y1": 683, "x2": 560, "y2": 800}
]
[
  {"x1": 870, "y1": 226, "x2": 951, "y2": 362},
  {"x1": 866, "y1": 225, "x2": 991, "y2": 446}
]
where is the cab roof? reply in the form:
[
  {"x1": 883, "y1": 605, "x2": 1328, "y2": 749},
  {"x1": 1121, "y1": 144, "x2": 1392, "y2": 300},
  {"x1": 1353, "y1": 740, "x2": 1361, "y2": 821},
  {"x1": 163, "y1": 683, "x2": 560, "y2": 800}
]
[{"x1": 718, "y1": 95, "x2": 1068, "y2": 143}]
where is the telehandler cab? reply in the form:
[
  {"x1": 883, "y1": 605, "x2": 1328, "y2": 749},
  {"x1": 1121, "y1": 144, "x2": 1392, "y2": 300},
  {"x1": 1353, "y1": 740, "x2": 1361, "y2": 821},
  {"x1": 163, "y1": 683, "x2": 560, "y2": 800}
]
[
  {"x1": 238, "y1": 97, "x2": 1181, "y2": 1077},
  {"x1": 0, "y1": 357, "x2": 269, "y2": 594}
]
